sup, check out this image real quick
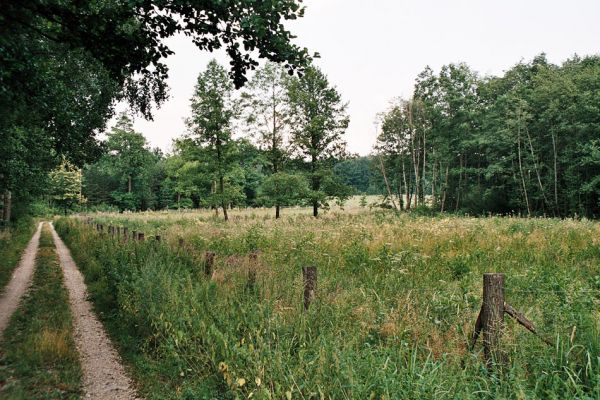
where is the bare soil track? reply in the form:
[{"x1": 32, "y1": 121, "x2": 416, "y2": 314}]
[
  {"x1": 49, "y1": 222, "x2": 139, "y2": 400},
  {"x1": 0, "y1": 222, "x2": 43, "y2": 340}
]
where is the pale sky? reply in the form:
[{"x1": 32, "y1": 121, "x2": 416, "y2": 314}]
[{"x1": 114, "y1": 0, "x2": 600, "y2": 156}]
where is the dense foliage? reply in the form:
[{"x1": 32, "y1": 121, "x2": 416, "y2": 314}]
[
  {"x1": 0, "y1": 0, "x2": 312, "y2": 223},
  {"x1": 80, "y1": 62, "x2": 354, "y2": 217},
  {"x1": 376, "y1": 54, "x2": 600, "y2": 218}
]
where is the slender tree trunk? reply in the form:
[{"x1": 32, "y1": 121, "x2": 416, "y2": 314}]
[
  {"x1": 410, "y1": 132, "x2": 420, "y2": 207},
  {"x1": 379, "y1": 155, "x2": 398, "y2": 210},
  {"x1": 128, "y1": 175, "x2": 132, "y2": 193},
  {"x1": 177, "y1": 192, "x2": 181, "y2": 209},
  {"x1": 441, "y1": 163, "x2": 449, "y2": 213},
  {"x1": 272, "y1": 83, "x2": 280, "y2": 219},
  {"x1": 396, "y1": 161, "x2": 404, "y2": 210},
  {"x1": 311, "y1": 154, "x2": 319, "y2": 217},
  {"x1": 422, "y1": 128, "x2": 427, "y2": 206},
  {"x1": 455, "y1": 154, "x2": 463, "y2": 211},
  {"x1": 551, "y1": 132, "x2": 559, "y2": 216},
  {"x1": 220, "y1": 175, "x2": 228, "y2": 221},
  {"x1": 407, "y1": 101, "x2": 420, "y2": 207},
  {"x1": 525, "y1": 126, "x2": 550, "y2": 210},
  {"x1": 517, "y1": 126, "x2": 531, "y2": 217},
  {"x1": 402, "y1": 156, "x2": 410, "y2": 210},
  {"x1": 431, "y1": 156, "x2": 436, "y2": 207}
]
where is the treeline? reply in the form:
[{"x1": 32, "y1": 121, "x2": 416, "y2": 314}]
[
  {"x1": 0, "y1": 1, "x2": 312, "y2": 224},
  {"x1": 78, "y1": 61, "x2": 355, "y2": 219},
  {"x1": 375, "y1": 54, "x2": 600, "y2": 218},
  {"x1": 54, "y1": 54, "x2": 600, "y2": 219},
  {"x1": 81, "y1": 115, "x2": 376, "y2": 214}
]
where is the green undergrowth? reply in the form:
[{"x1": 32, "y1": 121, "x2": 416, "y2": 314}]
[
  {"x1": 0, "y1": 218, "x2": 36, "y2": 291},
  {"x1": 0, "y1": 223, "x2": 82, "y2": 399},
  {"x1": 56, "y1": 213, "x2": 599, "y2": 399}
]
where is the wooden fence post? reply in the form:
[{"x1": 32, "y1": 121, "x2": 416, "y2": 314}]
[
  {"x1": 482, "y1": 273, "x2": 505, "y2": 366},
  {"x1": 204, "y1": 251, "x2": 215, "y2": 277},
  {"x1": 132, "y1": 230, "x2": 137, "y2": 240},
  {"x1": 302, "y1": 266, "x2": 317, "y2": 310},
  {"x1": 123, "y1": 227, "x2": 128, "y2": 241},
  {"x1": 138, "y1": 232, "x2": 145, "y2": 241}
]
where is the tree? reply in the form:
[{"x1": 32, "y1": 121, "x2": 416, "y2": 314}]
[
  {"x1": 333, "y1": 156, "x2": 381, "y2": 195},
  {"x1": 0, "y1": 0, "x2": 313, "y2": 221},
  {"x1": 82, "y1": 113, "x2": 158, "y2": 211},
  {"x1": 258, "y1": 172, "x2": 309, "y2": 214},
  {"x1": 48, "y1": 160, "x2": 83, "y2": 214},
  {"x1": 242, "y1": 62, "x2": 292, "y2": 217},
  {"x1": 1, "y1": 1, "x2": 313, "y2": 117},
  {"x1": 187, "y1": 60, "x2": 241, "y2": 221},
  {"x1": 287, "y1": 66, "x2": 350, "y2": 217}
]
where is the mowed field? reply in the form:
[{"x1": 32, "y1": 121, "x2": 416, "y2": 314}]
[{"x1": 55, "y1": 205, "x2": 600, "y2": 399}]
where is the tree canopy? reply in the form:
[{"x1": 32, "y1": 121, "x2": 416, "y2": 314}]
[{"x1": 0, "y1": 0, "x2": 313, "y2": 222}]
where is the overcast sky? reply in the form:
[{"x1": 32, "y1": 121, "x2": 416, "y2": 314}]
[{"x1": 114, "y1": 0, "x2": 600, "y2": 156}]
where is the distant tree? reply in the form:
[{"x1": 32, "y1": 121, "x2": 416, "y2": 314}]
[
  {"x1": 242, "y1": 62, "x2": 291, "y2": 217},
  {"x1": 333, "y1": 156, "x2": 381, "y2": 195},
  {"x1": 1, "y1": 1, "x2": 313, "y2": 221},
  {"x1": 48, "y1": 160, "x2": 83, "y2": 215},
  {"x1": 83, "y1": 113, "x2": 158, "y2": 210},
  {"x1": 287, "y1": 66, "x2": 350, "y2": 216},
  {"x1": 258, "y1": 172, "x2": 309, "y2": 216},
  {"x1": 187, "y1": 60, "x2": 241, "y2": 221}
]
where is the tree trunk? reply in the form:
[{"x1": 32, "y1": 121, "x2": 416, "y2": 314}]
[
  {"x1": 402, "y1": 157, "x2": 410, "y2": 210},
  {"x1": 551, "y1": 132, "x2": 559, "y2": 216},
  {"x1": 422, "y1": 128, "x2": 427, "y2": 206},
  {"x1": 311, "y1": 154, "x2": 319, "y2": 217},
  {"x1": 128, "y1": 175, "x2": 132, "y2": 193},
  {"x1": 411, "y1": 132, "x2": 420, "y2": 207},
  {"x1": 525, "y1": 126, "x2": 550, "y2": 210},
  {"x1": 517, "y1": 126, "x2": 531, "y2": 217},
  {"x1": 379, "y1": 155, "x2": 398, "y2": 210},
  {"x1": 441, "y1": 163, "x2": 449, "y2": 213},
  {"x1": 455, "y1": 154, "x2": 463, "y2": 212},
  {"x1": 431, "y1": 155, "x2": 436, "y2": 207},
  {"x1": 220, "y1": 175, "x2": 228, "y2": 221},
  {"x1": 275, "y1": 205, "x2": 280, "y2": 219}
]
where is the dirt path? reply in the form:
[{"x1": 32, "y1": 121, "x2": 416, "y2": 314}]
[
  {"x1": 0, "y1": 222, "x2": 43, "y2": 340},
  {"x1": 49, "y1": 223, "x2": 139, "y2": 400}
]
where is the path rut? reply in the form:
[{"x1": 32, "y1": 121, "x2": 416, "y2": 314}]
[
  {"x1": 49, "y1": 223, "x2": 138, "y2": 400},
  {"x1": 0, "y1": 222, "x2": 43, "y2": 340}
]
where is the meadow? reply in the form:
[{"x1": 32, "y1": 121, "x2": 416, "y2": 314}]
[{"x1": 54, "y1": 207, "x2": 599, "y2": 399}]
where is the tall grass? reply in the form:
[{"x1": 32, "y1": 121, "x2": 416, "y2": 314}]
[
  {"x1": 56, "y1": 212, "x2": 599, "y2": 399},
  {"x1": 0, "y1": 217, "x2": 36, "y2": 290}
]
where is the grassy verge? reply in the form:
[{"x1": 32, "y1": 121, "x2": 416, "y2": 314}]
[
  {"x1": 0, "y1": 223, "x2": 82, "y2": 399},
  {"x1": 57, "y1": 213, "x2": 600, "y2": 399},
  {"x1": 0, "y1": 218, "x2": 36, "y2": 290}
]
